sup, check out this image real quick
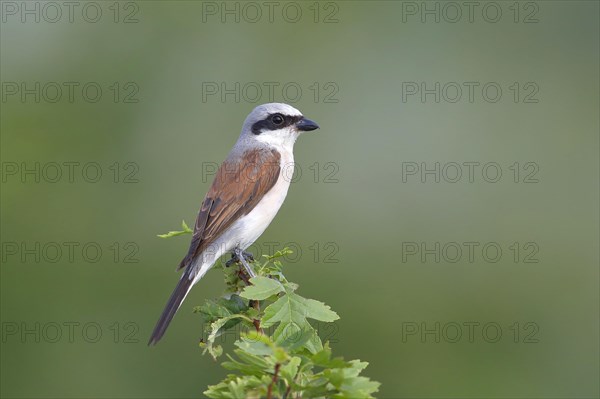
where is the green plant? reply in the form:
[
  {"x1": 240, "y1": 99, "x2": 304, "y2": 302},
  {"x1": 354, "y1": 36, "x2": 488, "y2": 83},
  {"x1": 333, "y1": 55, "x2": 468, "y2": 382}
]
[{"x1": 160, "y1": 222, "x2": 380, "y2": 399}]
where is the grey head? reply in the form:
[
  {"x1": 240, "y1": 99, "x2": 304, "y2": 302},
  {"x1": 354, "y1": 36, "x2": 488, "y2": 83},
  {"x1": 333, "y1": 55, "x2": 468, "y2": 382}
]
[{"x1": 238, "y1": 103, "x2": 319, "y2": 149}]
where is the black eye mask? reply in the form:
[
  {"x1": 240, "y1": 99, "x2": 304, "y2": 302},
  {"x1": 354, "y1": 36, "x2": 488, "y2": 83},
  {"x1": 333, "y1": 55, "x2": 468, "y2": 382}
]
[{"x1": 251, "y1": 113, "x2": 303, "y2": 135}]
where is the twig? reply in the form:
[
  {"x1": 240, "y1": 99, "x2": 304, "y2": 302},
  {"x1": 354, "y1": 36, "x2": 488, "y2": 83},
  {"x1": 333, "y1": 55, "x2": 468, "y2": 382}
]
[
  {"x1": 283, "y1": 384, "x2": 292, "y2": 399},
  {"x1": 237, "y1": 268, "x2": 251, "y2": 285},
  {"x1": 252, "y1": 317, "x2": 261, "y2": 333},
  {"x1": 239, "y1": 264, "x2": 263, "y2": 333},
  {"x1": 266, "y1": 363, "x2": 281, "y2": 399}
]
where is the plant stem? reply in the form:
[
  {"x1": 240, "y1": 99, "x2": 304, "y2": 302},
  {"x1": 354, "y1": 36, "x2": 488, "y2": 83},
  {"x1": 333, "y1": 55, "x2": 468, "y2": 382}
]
[
  {"x1": 238, "y1": 265, "x2": 263, "y2": 333},
  {"x1": 283, "y1": 384, "x2": 292, "y2": 399},
  {"x1": 266, "y1": 363, "x2": 281, "y2": 399}
]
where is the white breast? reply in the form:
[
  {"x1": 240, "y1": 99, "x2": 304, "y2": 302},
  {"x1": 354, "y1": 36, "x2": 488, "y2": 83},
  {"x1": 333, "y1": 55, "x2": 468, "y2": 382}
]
[{"x1": 191, "y1": 145, "x2": 294, "y2": 284}]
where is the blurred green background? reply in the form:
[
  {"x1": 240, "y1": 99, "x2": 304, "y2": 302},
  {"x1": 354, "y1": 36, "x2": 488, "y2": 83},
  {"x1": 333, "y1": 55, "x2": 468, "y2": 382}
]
[{"x1": 1, "y1": 1, "x2": 598, "y2": 398}]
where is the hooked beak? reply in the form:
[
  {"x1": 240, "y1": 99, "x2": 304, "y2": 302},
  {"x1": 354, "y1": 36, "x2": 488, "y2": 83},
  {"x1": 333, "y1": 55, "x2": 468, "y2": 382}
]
[{"x1": 296, "y1": 118, "x2": 320, "y2": 132}]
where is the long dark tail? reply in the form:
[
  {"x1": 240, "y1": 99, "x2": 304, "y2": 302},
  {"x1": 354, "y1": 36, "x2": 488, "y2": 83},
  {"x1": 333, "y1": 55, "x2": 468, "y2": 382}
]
[{"x1": 148, "y1": 269, "x2": 194, "y2": 345}]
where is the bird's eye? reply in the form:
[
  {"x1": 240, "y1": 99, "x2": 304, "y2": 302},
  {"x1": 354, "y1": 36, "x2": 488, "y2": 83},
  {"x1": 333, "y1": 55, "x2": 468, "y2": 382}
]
[{"x1": 271, "y1": 114, "x2": 284, "y2": 125}]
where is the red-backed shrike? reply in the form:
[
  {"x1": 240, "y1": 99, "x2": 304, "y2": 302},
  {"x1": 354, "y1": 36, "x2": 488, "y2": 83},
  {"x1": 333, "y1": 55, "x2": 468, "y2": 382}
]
[{"x1": 149, "y1": 103, "x2": 319, "y2": 345}]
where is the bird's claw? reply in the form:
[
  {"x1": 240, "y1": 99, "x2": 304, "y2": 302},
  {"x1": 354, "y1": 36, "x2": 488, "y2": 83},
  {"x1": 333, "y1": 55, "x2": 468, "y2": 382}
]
[{"x1": 225, "y1": 251, "x2": 254, "y2": 267}]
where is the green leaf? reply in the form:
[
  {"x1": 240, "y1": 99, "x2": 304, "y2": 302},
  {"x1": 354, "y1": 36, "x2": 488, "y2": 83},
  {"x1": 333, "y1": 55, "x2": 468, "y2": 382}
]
[
  {"x1": 233, "y1": 349, "x2": 274, "y2": 371},
  {"x1": 302, "y1": 297, "x2": 340, "y2": 322},
  {"x1": 304, "y1": 329, "x2": 324, "y2": 354},
  {"x1": 337, "y1": 376, "x2": 381, "y2": 398},
  {"x1": 203, "y1": 314, "x2": 253, "y2": 360},
  {"x1": 235, "y1": 332, "x2": 274, "y2": 356},
  {"x1": 220, "y1": 261, "x2": 248, "y2": 294},
  {"x1": 279, "y1": 356, "x2": 301, "y2": 383},
  {"x1": 195, "y1": 295, "x2": 248, "y2": 331},
  {"x1": 157, "y1": 220, "x2": 193, "y2": 238},
  {"x1": 185, "y1": 243, "x2": 382, "y2": 397},
  {"x1": 265, "y1": 248, "x2": 294, "y2": 260},
  {"x1": 275, "y1": 322, "x2": 315, "y2": 352},
  {"x1": 239, "y1": 277, "x2": 284, "y2": 300},
  {"x1": 262, "y1": 292, "x2": 339, "y2": 328},
  {"x1": 261, "y1": 292, "x2": 338, "y2": 354},
  {"x1": 221, "y1": 357, "x2": 261, "y2": 376},
  {"x1": 204, "y1": 376, "x2": 264, "y2": 399},
  {"x1": 323, "y1": 360, "x2": 380, "y2": 399},
  {"x1": 345, "y1": 360, "x2": 369, "y2": 377},
  {"x1": 245, "y1": 307, "x2": 259, "y2": 319},
  {"x1": 312, "y1": 342, "x2": 348, "y2": 369}
]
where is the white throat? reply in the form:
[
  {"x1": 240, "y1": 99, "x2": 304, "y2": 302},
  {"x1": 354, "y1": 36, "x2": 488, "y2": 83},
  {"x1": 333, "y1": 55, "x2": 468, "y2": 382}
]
[{"x1": 254, "y1": 128, "x2": 298, "y2": 152}]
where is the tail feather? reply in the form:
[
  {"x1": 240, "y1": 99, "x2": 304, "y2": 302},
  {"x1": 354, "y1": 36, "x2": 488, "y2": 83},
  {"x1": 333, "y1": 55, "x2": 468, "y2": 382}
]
[{"x1": 148, "y1": 270, "x2": 194, "y2": 346}]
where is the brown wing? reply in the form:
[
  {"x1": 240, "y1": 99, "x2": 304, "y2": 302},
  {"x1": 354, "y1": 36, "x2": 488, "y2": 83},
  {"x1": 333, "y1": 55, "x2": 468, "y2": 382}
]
[{"x1": 177, "y1": 148, "x2": 281, "y2": 270}]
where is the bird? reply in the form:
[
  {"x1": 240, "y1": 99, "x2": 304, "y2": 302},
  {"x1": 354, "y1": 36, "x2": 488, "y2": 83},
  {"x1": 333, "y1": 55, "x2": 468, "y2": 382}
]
[{"x1": 148, "y1": 103, "x2": 320, "y2": 345}]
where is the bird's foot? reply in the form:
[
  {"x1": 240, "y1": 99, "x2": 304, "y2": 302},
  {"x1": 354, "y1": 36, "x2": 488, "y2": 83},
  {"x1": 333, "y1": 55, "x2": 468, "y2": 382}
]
[
  {"x1": 225, "y1": 251, "x2": 254, "y2": 267},
  {"x1": 228, "y1": 248, "x2": 257, "y2": 279}
]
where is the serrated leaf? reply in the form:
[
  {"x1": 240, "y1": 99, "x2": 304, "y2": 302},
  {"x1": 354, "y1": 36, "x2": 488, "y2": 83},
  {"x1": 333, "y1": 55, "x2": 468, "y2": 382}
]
[
  {"x1": 304, "y1": 331, "x2": 324, "y2": 354},
  {"x1": 261, "y1": 291, "x2": 337, "y2": 354},
  {"x1": 243, "y1": 330, "x2": 272, "y2": 345},
  {"x1": 273, "y1": 346, "x2": 288, "y2": 363},
  {"x1": 196, "y1": 295, "x2": 248, "y2": 332},
  {"x1": 274, "y1": 321, "x2": 314, "y2": 352},
  {"x1": 182, "y1": 243, "x2": 382, "y2": 397},
  {"x1": 234, "y1": 348, "x2": 273, "y2": 371},
  {"x1": 337, "y1": 376, "x2": 381, "y2": 398},
  {"x1": 302, "y1": 297, "x2": 340, "y2": 322},
  {"x1": 312, "y1": 342, "x2": 348, "y2": 368},
  {"x1": 239, "y1": 277, "x2": 284, "y2": 300},
  {"x1": 204, "y1": 374, "x2": 268, "y2": 399},
  {"x1": 324, "y1": 368, "x2": 345, "y2": 388},
  {"x1": 324, "y1": 360, "x2": 380, "y2": 399},
  {"x1": 235, "y1": 332, "x2": 274, "y2": 356},
  {"x1": 279, "y1": 356, "x2": 301, "y2": 383},
  {"x1": 195, "y1": 299, "x2": 231, "y2": 319},
  {"x1": 262, "y1": 292, "x2": 339, "y2": 328},
  {"x1": 203, "y1": 314, "x2": 252, "y2": 360},
  {"x1": 222, "y1": 354, "x2": 266, "y2": 376},
  {"x1": 345, "y1": 360, "x2": 369, "y2": 378}
]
